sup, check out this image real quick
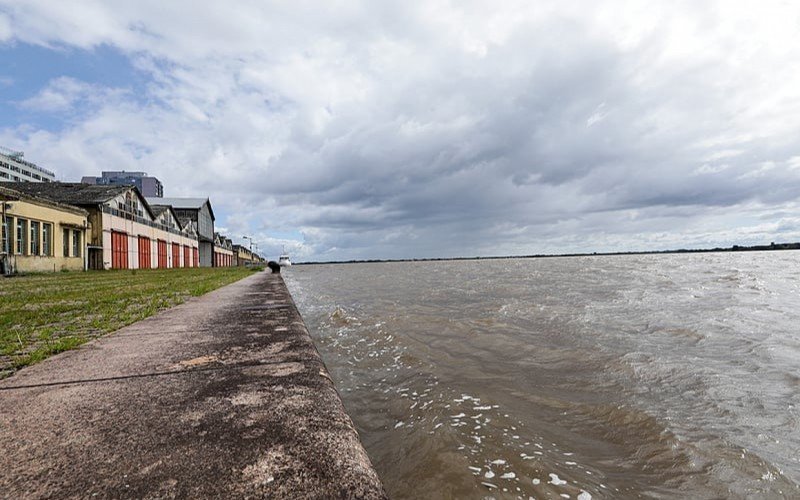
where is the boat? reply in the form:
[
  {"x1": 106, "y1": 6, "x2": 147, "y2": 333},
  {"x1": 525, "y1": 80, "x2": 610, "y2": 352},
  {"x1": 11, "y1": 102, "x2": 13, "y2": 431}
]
[{"x1": 278, "y1": 249, "x2": 292, "y2": 267}]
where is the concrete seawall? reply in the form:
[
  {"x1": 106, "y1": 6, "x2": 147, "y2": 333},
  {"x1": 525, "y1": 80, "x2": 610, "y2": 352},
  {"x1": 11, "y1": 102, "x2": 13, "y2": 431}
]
[{"x1": 0, "y1": 271, "x2": 387, "y2": 499}]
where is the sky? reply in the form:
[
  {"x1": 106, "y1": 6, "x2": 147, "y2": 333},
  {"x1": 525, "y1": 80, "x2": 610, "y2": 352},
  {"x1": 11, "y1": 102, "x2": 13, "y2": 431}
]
[{"x1": 1, "y1": 1, "x2": 800, "y2": 262}]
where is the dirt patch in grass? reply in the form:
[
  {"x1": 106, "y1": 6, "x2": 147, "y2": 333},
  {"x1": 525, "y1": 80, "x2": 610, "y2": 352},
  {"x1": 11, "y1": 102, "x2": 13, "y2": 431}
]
[{"x1": 0, "y1": 267, "x2": 261, "y2": 376}]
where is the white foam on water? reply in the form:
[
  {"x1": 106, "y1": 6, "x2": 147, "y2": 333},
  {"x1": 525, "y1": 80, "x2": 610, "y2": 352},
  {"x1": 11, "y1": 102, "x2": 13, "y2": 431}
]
[
  {"x1": 532, "y1": 478, "x2": 540, "y2": 485},
  {"x1": 501, "y1": 472, "x2": 516, "y2": 479},
  {"x1": 549, "y1": 473, "x2": 567, "y2": 486},
  {"x1": 491, "y1": 459, "x2": 507, "y2": 465},
  {"x1": 577, "y1": 491, "x2": 592, "y2": 500},
  {"x1": 485, "y1": 470, "x2": 495, "y2": 479}
]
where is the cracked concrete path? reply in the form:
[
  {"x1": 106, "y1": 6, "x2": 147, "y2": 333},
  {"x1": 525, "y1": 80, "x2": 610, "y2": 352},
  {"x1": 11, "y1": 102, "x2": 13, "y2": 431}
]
[{"x1": 0, "y1": 271, "x2": 387, "y2": 499}]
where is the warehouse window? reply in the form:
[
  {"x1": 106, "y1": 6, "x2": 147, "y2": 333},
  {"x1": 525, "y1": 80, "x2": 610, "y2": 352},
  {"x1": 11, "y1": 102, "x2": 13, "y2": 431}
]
[
  {"x1": 16, "y1": 218, "x2": 27, "y2": 255},
  {"x1": 72, "y1": 230, "x2": 81, "y2": 258},
  {"x1": 30, "y1": 221, "x2": 40, "y2": 255},
  {"x1": 1, "y1": 216, "x2": 11, "y2": 254},
  {"x1": 42, "y1": 223, "x2": 52, "y2": 256},
  {"x1": 63, "y1": 228, "x2": 70, "y2": 257}
]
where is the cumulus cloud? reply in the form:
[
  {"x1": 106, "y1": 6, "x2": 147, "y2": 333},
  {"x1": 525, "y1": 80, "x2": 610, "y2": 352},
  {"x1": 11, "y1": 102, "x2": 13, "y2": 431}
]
[
  {"x1": 1, "y1": 0, "x2": 800, "y2": 260},
  {"x1": 19, "y1": 76, "x2": 126, "y2": 112}
]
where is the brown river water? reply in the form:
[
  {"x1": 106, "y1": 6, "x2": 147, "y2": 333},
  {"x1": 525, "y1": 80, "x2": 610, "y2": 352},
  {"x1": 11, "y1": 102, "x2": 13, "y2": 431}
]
[{"x1": 283, "y1": 252, "x2": 800, "y2": 499}]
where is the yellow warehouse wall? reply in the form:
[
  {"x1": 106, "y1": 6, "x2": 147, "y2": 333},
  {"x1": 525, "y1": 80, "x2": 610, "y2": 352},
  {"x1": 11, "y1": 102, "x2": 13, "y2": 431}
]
[{"x1": 2, "y1": 199, "x2": 88, "y2": 273}]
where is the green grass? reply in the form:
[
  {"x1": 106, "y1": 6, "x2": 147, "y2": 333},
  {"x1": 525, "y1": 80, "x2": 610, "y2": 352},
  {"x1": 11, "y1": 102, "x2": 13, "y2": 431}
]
[{"x1": 0, "y1": 267, "x2": 261, "y2": 376}]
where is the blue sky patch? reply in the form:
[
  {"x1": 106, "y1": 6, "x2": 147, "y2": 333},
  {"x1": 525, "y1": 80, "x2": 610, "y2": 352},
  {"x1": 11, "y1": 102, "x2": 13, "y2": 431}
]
[{"x1": 0, "y1": 42, "x2": 145, "y2": 131}]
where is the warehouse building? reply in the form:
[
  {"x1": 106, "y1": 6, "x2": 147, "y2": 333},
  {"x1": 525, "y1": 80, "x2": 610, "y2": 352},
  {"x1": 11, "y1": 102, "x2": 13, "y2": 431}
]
[
  {"x1": 233, "y1": 244, "x2": 261, "y2": 267},
  {"x1": 2, "y1": 183, "x2": 198, "y2": 270},
  {"x1": 147, "y1": 197, "x2": 214, "y2": 267},
  {"x1": 0, "y1": 185, "x2": 88, "y2": 274},
  {"x1": 213, "y1": 233, "x2": 234, "y2": 267}
]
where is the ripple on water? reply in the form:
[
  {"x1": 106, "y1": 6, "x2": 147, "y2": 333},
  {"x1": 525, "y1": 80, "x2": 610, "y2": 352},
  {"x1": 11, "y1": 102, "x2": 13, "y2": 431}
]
[{"x1": 285, "y1": 255, "x2": 800, "y2": 498}]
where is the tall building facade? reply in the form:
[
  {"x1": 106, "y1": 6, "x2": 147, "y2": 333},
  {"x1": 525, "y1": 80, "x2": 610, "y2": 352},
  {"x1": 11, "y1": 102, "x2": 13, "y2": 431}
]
[
  {"x1": 81, "y1": 171, "x2": 164, "y2": 197},
  {"x1": 0, "y1": 146, "x2": 56, "y2": 183}
]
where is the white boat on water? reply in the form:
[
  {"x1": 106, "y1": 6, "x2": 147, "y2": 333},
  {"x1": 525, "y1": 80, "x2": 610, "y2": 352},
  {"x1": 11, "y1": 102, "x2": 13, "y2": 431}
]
[{"x1": 278, "y1": 250, "x2": 292, "y2": 267}]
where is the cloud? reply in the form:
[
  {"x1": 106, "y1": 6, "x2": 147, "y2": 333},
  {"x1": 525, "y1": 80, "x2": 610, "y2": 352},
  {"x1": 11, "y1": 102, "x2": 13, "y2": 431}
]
[
  {"x1": 1, "y1": 1, "x2": 800, "y2": 260},
  {"x1": 19, "y1": 76, "x2": 123, "y2": 112},
  {"x1": 0, "y1": 12, "x2": 10, "y2": 42}
]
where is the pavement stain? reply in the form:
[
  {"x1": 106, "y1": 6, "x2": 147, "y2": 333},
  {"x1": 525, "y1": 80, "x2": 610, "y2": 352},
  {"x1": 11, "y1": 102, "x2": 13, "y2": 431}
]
[{"x1": 175, "y1": 355, "x2": 219, "y2": 369}]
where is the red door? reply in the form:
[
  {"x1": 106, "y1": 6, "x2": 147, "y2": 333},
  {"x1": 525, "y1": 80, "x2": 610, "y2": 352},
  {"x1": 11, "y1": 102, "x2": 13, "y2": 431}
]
[
  {"x1": 111, "y1": 231, "x2": 128, "y2": 269},
  {"x1": 183, "y1": 245, "x2": 190, "y2": 268},
  {"x1": 138, "y1": 236, "x2": 151, "y2": 269},
  {"x1": 194, "y1": 247, "x2": 199, "y2": 267},
  {"x1": 157, "y1": 240, "x2": 167, "y2": 269},
  {"x1": 172, "y1": 243, "x2": 181, "y2": 268}
]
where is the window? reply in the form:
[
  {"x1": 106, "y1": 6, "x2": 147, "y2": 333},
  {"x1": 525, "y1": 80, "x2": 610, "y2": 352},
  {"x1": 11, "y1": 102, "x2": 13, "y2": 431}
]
[
  {"x1": 72, "y1": 230, "x2": 81, "y2": 258},
  {"x1": 42, "y1": 223, "x2": 52, "y2": 256},
  {"x1": 30, "y1": 221, "x2": 40, "y2": 255},
  {"x1": 63, "y1": 228, "x2": 70, "y2": 257},
  {"x1": 16, "y1": 218, "x2": 26, "y2": 255},
  {"x1": 1, "y1": 216, "x2": 11, "y2": 254}
]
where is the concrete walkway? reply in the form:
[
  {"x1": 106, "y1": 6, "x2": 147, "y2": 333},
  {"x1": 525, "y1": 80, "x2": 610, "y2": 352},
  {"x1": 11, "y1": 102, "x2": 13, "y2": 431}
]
[{"x1": 0, "y1": 271, "x2": 387, "y2": 499}]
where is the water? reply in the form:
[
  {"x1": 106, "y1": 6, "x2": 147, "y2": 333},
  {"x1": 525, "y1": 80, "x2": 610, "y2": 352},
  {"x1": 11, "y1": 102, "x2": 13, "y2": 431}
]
[{"x1": 283, "y1": 252, "x2": 800, "y2": 499}]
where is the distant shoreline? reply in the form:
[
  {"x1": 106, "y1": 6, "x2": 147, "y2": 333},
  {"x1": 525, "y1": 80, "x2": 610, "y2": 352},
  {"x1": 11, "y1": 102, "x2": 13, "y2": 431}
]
[{"x1": 295, "y1": 242, "x2": 800, "y2": 266}]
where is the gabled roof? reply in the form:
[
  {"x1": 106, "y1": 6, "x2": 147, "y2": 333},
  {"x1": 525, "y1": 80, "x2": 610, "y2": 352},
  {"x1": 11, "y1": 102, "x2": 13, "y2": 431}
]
[
  {"x1": 149, "y1": 205, "x2": 170, "y2": 217},
  {"x1": 148, "y1": 203, "x2": 185, "y2": 231},
  {"x1": 147, "y1": 197, "x2": 215, "y2": 221},
  {"x1": 0, "y1": 184, "x2": 89, "y2": 217},
  {"x1": 2, "y1": 182, "x2": 132, "y2": 205},
  {"x1": 1, "y1": 181, "x2": 156, "y2": 219}
]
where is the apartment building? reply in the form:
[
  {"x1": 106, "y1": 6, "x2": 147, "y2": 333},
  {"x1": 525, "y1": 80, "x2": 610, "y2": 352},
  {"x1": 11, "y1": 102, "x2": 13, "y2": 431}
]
[
  {"x1": 81, "y1": 171, "x2": 164, "y2": 197},
  {"x1": 0, "y1": 147, "x2": 56, "y2": 183}
]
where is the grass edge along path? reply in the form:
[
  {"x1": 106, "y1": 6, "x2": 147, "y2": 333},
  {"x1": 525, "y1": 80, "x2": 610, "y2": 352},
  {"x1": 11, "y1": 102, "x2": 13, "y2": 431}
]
[{"x1": 0, "y1": 267, "x2": 262, "y2": 378}]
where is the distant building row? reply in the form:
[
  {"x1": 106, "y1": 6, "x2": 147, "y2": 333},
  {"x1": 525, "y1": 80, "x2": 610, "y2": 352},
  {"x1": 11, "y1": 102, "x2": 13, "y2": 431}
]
[{"x1": 0, "y1": 182, "x2": 263, "y2": 274}]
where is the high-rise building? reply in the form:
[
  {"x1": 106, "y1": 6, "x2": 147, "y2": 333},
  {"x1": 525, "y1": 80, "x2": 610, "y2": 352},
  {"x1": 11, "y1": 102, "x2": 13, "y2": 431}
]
[
  {"x1": 0, "y1": 146, "x2": 56, "y2": 183},
  {"x1": 81, "y1": 171, "x2": 164, "y2": 197}
]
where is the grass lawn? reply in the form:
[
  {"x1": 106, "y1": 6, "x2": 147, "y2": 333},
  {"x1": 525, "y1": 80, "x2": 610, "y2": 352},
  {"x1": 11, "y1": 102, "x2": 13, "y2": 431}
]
[{"x1": 0, "y1": 267, "x2": 261, "y2": 377}]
